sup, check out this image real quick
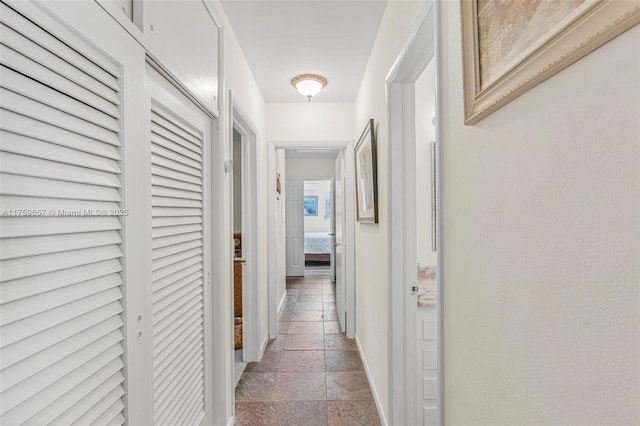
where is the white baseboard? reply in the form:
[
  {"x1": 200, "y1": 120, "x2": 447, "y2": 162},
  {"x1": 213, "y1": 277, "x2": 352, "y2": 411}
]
[
  {"x1": 277, "y1": 290, "x2": 286, "y2": 314},
  {"x1": 355, "y1": 335, "x2": 388, "y2": 426},
  {"x1": 226, "y1": 415, "x2": 235, "y2": 426}
]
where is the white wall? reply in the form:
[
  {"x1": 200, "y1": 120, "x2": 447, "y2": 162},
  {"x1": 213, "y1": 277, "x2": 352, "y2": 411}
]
[
  {"x1": 415, "y1": 59, "x2": 437, "y2": 267},
  {"x1": 217, "y1": 2, "x2": 269, "y2": 348},
  {"x1": 267, "y1": 102, "x2": 354, "y2": 141},
  {"x1": 438, "y1": 4, "x2": 640, "y2": 424},
  {"x1": 304, "y1": 180, "x2": 332, "y2": 233},
  {"x1": 286, "y1": 158, "x2": 335, "y2": 178},
  {"x1": 276, "y1": 149, "x2": 287, "y2": 307},
  {"x1": 352, "y1": 1, "x2": 428, "y2": 420}
]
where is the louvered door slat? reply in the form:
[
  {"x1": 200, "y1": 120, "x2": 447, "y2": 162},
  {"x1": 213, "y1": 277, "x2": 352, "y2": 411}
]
[
  {"x1": 1, "y1": 317, "x2": 123, "y2": 391},
  {"x1": 153, "y1": 239, "x2": 203, "y2": 261},
  {"x1": 1, "y1": 130, "x2": 121, "y2": 173},
  {"x1": 0, "y1": 3, "x2": 119, "y2": 90},
  {"x1": 152, "y1": 223, "x2": 203, "y2": 239},
  {"x1": 152, "y1": 164, "x2": 202, "y2": 185},
  {"x1": 1, "y1": 302, "x2": 123, "y2": 369},
  {"x1": 152, "y1": 174, "x2": 202, "y2": 192},
  {"x1": 1, "y1": 173, "x2": 121, "y2": 201},
  {"x1": 50, "y1": 375, "x2": 125, "y2": 426},
  {"x1": 160, "y1": 370, "x2": 204, "y2": 426},
  {"x1": 150, "y1": 97, "x2": 205, "y2": 424},
  {"x1": 0, "y1": 60, "x2": 120, "y2": 124},
  {"x1": 25, "y1": 369, "x2": 123, "y2": 425},
  {"x1": 152, "y1": 263, "x2": 202, "y2": 295},
  {"x1": 0, "y1": 88, "x2": 120, "y2": 146},
  {"x1": 152, "y1": 231, "x2": 202, "y2": 249},
  {"x1": 95, "y1": 404, "x2": 125, "y2": 426},
  {"x1": 1, "y1": 274, "x2": 122, "y2": 326},
  {"x1": 1, "y1": 245, "x2": 123, "y2": 282},
  {"x1": 0, "y1": 3, "x2": 126, "y2": 424},
  {"x1": 1, "y1": 344, "x2": 124, "y2": 423},
  {"x1": 154, "y1": 351, "x2": 203, "y2": 413},
  {"x1": 152, "y1": 217, "x2": 203, "y2": 229},
  {"x1": 153, "y1": 326, "x2": 201, "y2": 379},
  {"x1": 1, "y1": 288, "x2": 123, "y2": 348},
  {"x1": 0, "y1": 195, "x2": 120, "y2": 215},
  {"x1": 1, "y1": 151, "x2": 121, "y2": 188},
  {"x1": 0, "y1": 216, "x2": 121, "y2": 238},
  {"x1": 0, "y1": 110, "x2": 122, "y2": 159},
  {"x1": 152, "y1": 153, "x2": 202, "y2": 178},
  {"x1": 151, "y1": 133, "x2": 202, "y2": 162},
  {"x1": 1, "y1": 231, "x2": 122, "y2": 260},
  {"x1": 153, "y1": 272, "x2": 202, "y2": 304},
  {"x1": 0, "y1": 40, "x2": 121, "y2": 118},
  {"x1": 151, "y1": 111, "x2": 202, "y2": 146},
  {"x1": 1, "y1": 259, "x2": 122, "y2": 303},
  {"x1": 152, "y1": 185, "x2": 203, "y2": 200},
  {"x1": 153, "y1": 291, "x2": 202, "y2": 334}
]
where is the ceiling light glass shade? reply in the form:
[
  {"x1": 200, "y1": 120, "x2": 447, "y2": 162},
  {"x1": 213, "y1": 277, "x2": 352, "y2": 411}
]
[{"x1": 291, "y1": 74, "x2": 327, "y2": 101}]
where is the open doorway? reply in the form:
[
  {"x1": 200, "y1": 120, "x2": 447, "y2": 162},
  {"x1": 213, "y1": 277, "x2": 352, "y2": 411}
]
[
  {"x1": 268, "y1": 143, "x2": 356, "y2": 339},
  {"x1": 229, "y1": 94, "x2": 261, "y2": 393},
  {"x1": 286, "y1": 178, "x2": 334, "y2": 276},
  {"x1": 232, "y1": 128, "x2": 246, "y2": 385},
  {"x1": 386, "y1": 4, "x2": 443, "y2": 425}
]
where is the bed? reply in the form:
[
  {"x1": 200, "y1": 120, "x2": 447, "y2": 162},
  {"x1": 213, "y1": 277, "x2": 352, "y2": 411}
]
[{"x1": 304, "y1": 232, "x2": 332, "y2": 263}]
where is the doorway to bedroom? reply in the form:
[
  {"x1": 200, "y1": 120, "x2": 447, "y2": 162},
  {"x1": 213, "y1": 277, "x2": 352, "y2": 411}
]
[
  {"x1": 284, "y1": 153, "x2": 337, "y2": 281},
  {"x1": 301, "y1": 179, "x2": 333, "y2": 275}
]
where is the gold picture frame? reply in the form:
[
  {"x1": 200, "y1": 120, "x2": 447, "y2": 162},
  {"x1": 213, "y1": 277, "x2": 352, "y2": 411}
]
[{"x1": 461, "y1": 0, "x2": 640, "y2": 125}]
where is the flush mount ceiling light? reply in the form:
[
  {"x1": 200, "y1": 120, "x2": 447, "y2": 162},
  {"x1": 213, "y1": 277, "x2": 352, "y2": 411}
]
[{"x1": 291, "y1": 74, "x2": 327, "y2": 102}]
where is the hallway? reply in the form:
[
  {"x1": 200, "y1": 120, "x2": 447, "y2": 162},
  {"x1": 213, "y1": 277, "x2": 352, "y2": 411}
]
[{"x1": 235, "y1": 274, "x2": 380, "y2": 425}]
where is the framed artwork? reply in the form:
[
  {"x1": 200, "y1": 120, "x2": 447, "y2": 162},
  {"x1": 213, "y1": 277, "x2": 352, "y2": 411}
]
[
  {"x1": 354, "y1": 118, "x2": 378, "y2": 223},
  {"x1": 304, "y1": 196, "x2": 318, "y2": 216},
  {"x1": 461, "y1": 0, "x2": 640, "y2": 125}
]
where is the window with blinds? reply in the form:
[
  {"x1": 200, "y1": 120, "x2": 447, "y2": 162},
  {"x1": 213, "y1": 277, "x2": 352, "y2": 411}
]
[
  {"x1": 0, "y1": 2, "x2": 126, "y2": 424},
  {"x1": 150, "y1": 104, "x2": 206, "y2": 426}
]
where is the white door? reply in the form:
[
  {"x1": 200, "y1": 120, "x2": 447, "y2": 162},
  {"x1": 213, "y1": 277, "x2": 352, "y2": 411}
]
[
  {"x1": 285, "y1": 180, "x2": 304, "y2": 276},
  {"x1": 146, "y1": 64, "x2": 212, "y2": 426},
  {"x1": 0, "y1": 1, "x2": 140, "y2": 423},
  {"x1": 334, "y1": 152, "x2": 346, "y2": 331},
  {"x1": 329, "y1": 177, "x2": 335, "y2": 282}
]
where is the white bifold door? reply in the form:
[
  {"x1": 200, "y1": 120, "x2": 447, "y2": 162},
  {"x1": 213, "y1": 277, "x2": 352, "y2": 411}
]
[
  {"x1": 146, "y1": 64, "x2": 213, "y2": 426},
  {"x1": 0, "y1": 1, "x2": 215, "y2": 424},
  {"x1": 285, "y1": 179, "x2": 305, "y2": 276},
  {"x1": 0, "y1": 1, "x2": 130, "y2": 423}
]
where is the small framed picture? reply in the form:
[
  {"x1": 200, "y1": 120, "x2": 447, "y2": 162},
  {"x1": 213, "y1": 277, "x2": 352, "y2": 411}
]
[
  {"x1": 354, "y1": 118, "x2": 378, "y2": 223},
  {"x1": 304, "y1": 196, "x2": 318, "y2": 216}
]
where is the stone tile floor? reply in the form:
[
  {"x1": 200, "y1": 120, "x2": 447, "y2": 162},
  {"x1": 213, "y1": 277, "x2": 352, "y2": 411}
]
[{"x1": 235, "y1": 274, "x2": 381, "y2": 425}]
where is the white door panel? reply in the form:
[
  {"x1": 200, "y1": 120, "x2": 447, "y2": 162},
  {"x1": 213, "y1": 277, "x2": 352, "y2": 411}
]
[
  {"x1": 335, "y1": 152, "x2": 346, "y2": 331},
  {"x1": 286, "y1": 180, "x2": 304, "y2": 276},
  {"x1": 146, "y1": 64, "x2": 211, "y2": 426},
  {"x1": 0, "y1": 2, "x2": 128, "y2": 423}
]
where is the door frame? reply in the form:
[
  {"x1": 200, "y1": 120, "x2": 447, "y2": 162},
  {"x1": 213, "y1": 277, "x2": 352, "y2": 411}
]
[
  {"x1": 267, "y1": 140, "x2": 356, "y2": 339},
  {"x1": 284, "y1": 177, "x2": 307, "y2": 277},
  {"x1": 386, "y1": 3, "x2": 444, "y2": 426},
  {"x1": 285, "y1": 176, "x2": 331, "y2": 278},
  {"x1": 230, "y1": 100, "x2": 261, "y2": 363}
]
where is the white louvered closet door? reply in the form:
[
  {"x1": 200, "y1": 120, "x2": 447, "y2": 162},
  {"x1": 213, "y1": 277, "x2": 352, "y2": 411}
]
[
  {"x1": 0, "y1": 1, "x2": 126, "y2": 424},
  {"x1": 147, "y1": 65, "x2": 212, "y2": 426}
]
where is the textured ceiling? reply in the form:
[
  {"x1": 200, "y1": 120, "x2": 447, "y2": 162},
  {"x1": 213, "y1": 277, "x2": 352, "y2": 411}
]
[{"x1": 221, "y1": 0, "x2": 387, "y2": 102}]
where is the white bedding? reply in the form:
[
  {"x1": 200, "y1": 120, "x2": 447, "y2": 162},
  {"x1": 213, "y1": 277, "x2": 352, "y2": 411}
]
[{"x1": 304, "y1": 232, "x2": 332, "y2": 254}]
